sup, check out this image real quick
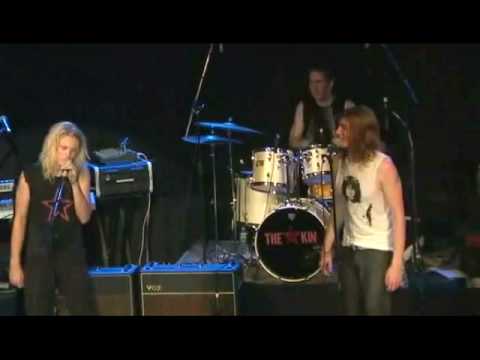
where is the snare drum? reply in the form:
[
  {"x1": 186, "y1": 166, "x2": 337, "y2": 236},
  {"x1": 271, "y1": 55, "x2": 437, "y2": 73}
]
[
  {"x1": 301, "y1": 145, "x2": 331, "y2": 186},
  {"x1": 255, "y1": 198, "x2": 330, "y2": 282},
  {"x1": 251, "y1": 147, "x2": 296, "y2": 194}
]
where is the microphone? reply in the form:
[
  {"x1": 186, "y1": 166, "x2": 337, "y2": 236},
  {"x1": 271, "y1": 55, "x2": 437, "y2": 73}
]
[
  {"x1": 383, "y1": 97, "x2": 390, "y2": 132},
  {"x1": 219, "y1": 43, "x2": 224, "y2": 54},
  {"x1": 61, "y1": 162, "x2": 74, "y2": 178},
  {"x1": 60, "y1": 168, "x2": 71, "y2": 178}
]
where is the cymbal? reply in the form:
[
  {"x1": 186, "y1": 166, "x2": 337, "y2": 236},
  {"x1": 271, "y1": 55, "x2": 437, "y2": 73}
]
[
  {"x1": 240, "y1": 170, "x2": 253, "y2": 177},
  {"x1": 182, "y1": 135, "x2": 243, "y2": 145},
  {"x1": 194, "y1": 120, "x2": 263, "y2": 135}
]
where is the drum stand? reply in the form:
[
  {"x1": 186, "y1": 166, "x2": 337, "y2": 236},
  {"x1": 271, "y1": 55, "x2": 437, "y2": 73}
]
[
  {"x1": 284, "y1": 150, "x2": 297, "y2": 204},
  {"x1": 226, "y1": 122, "x2": 238, "y2": 243},
  {"x1": 203, "y1": 134, "x2": 224, "y2": 264},
  {"x1": 210, "y1": 138, "x2": 219, "y2": 245}
]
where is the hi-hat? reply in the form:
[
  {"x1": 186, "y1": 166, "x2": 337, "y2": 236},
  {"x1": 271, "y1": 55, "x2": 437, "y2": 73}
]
[
  {"x1": 195, "y1": 120, "x2": 262, "y2": 135},
  {"x1": 182, "y1": 135, "x2": 243, "y2": 145}
]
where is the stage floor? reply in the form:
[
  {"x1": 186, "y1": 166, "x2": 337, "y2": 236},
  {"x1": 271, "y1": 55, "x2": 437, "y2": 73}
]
[
  {"x1": 238, "y1": 263, "x2": 413, "y2": 316},
  {"x1": 179, "y1": 241, "x2": 480, "y2": 316},
  {"x1": 239, "y1": 265, "x2": 480, "y2": 316}
]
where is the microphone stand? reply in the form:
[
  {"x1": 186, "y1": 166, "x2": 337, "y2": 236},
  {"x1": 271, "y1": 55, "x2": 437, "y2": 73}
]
[
  {"x1": 184, "y1": 44, "x2": 215, "y2": 138},
  {"x1": 379, "y1": 44, "x2": 419, "y2": 106},
  {"x1": 390, "y1": 110, "x2": 423, "y2": 270},
  {"x1": 324, "y1": 148, "x2": 339, "y2": 268},
  {"x1": 181, "y1": 44, "x2": 217, "y2": 263},
  {"x1": 376, "y1": 45, "x2": 422, "y2": 270}
]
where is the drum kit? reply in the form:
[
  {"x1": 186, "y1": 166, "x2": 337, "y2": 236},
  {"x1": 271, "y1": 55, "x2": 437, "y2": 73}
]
[{"x1": 182, "y1": 119, "x2": 336, "y2": 282}]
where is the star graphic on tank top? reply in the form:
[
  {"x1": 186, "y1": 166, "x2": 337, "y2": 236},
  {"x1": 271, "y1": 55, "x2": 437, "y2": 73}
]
[{"x1": 41, "y1": 197, "x2": 73, "y2": 222}]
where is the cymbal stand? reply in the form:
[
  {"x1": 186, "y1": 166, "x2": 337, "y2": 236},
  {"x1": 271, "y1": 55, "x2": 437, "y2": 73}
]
[
  {"x1": 226, "y1": 118, "x2": 238, "y2": 242},
  {"x1": 209, "y1": 129, "x2": 219, "y2": 246}
]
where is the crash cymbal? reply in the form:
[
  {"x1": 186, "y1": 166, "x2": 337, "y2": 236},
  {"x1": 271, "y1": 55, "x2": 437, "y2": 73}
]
[
  {"x1": 195, "y1": 120, "x2": 262, "y2": 135},
  {"x1": 181, "y1": 134, "x2": 243, "y2": 145}
]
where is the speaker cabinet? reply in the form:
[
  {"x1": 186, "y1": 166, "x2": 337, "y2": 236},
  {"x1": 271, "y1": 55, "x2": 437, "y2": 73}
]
[
  {"x1": 140, "y1": 263, "x2": 242, "y2": 316},
  {"x1": 89, "y1": 264, "x2": 139, "y2": 316},
  {"x1": 0, "y1": 288, "x2": 20, "y2": 316}
]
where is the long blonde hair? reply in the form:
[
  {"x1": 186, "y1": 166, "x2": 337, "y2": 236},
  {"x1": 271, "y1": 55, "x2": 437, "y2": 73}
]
[{"x1": 39, "y1": 121, "x2": 89, "y2": 182}]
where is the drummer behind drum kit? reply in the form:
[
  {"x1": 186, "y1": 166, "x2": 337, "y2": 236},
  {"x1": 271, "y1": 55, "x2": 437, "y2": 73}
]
[{"x1": 182, "y1": 119, "x2": 336, "y2": 283}]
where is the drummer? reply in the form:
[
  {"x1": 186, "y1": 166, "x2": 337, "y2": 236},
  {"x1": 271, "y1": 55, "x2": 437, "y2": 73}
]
[
  {"x1": 287, "y1": 64, "x2": 355, "y2": 200},
  {"x1": 289, "y1": 64, "x2": 355, "y2": 150}
]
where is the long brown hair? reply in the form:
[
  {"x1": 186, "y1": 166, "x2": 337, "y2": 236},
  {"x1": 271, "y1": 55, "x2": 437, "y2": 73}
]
[{"x1": 342, "y1": 105, "x2": 384, "y2": 164}]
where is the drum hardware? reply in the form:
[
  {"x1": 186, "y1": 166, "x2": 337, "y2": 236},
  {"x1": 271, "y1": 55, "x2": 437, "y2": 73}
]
[
  {"x1": 191, "y1": 118, "x2": 263, "y2": 246},
  {"x1": 194, "y1": 119, "x2": 263, "y2": 135},
  {"x1": 181, "y1": 43, "x2": 232, "y2": 262},
  {"x1": 182, "y1": 128, "x2": 245, "y2": 249},
  {"x1": 182, "y1": 134, "x2": 243, "y2": 145},
  {"x1": 226, "y1": 119, "x2": 238, "y2": 244}
]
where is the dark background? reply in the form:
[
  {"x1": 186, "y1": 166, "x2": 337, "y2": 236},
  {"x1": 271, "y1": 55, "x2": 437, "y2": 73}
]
[{"x1": 0, "y1": 43, "x2": 478, "y2": 265}]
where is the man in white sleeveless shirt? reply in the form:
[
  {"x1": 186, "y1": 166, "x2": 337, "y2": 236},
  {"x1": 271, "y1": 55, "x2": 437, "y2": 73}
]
[{"x1": 321, "y1": 105, "x2": 405, "y2": 315}]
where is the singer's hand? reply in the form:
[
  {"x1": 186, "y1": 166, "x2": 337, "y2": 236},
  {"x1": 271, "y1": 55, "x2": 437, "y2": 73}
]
[
  {"x1": 385, "y1": 262, "x2": 403, "y2": 292},
  {"x1": 68, "y1": 167, "x2": 79, "y2": 185},
  {"x1": 9, "y1": 262, "x2": 24, "y2": 288},
  {"x1": 62, "y1": 162, "x2": 79, "y2": 185},
  {"x1": 320, "y1": 249, "x2": 334, "y2": 275}
]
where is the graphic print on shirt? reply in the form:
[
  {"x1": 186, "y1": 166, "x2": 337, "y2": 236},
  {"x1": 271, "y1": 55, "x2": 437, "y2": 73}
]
[
  {"x1": 342, "y1": 175, "x2": 374, "y2": 227},
  {"x1": 41, "y1": 184, "x2": 73, "y2": 223},
  {"x1": 342, "y1": 176, "x2": 361, "y2": 203}
]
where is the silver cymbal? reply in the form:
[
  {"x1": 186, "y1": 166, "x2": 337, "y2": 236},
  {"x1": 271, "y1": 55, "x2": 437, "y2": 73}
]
[{"x1": 195, "y1": 120, "x2": 262, "y2": 135}]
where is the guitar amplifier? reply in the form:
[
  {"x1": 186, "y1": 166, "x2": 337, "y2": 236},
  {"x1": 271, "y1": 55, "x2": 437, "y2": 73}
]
[
  {"x1": 88, "y1": 160, "x2": 153, "y2": 198},
  {"x1": 140, "y1": 262, "x2": 243, "y2": 316},
  {"x1": 88, "y1": 264, "x2": 140, "y2": 316}
]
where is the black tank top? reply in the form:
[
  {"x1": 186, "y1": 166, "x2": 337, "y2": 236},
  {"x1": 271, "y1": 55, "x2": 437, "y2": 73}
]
[
  {"x1": 23, "y1": 162, "x2": 83, "y2": 254},
  {"x1": 303, "y1": 95, "x2": 347, "y2": 146}
]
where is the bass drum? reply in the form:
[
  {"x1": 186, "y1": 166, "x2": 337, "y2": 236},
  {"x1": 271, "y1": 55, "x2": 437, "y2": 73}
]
[{"x1": 255, "y1": 198, "x2": 330, "y2": 282}]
